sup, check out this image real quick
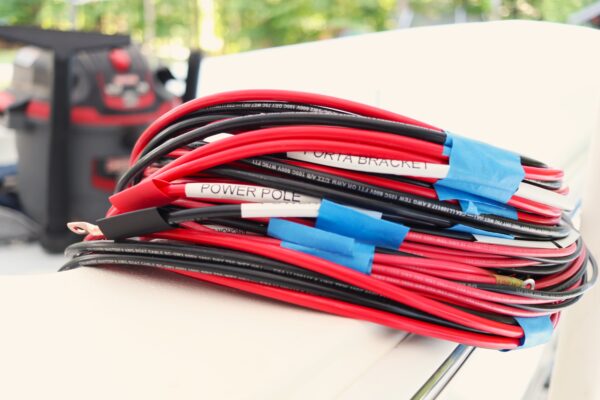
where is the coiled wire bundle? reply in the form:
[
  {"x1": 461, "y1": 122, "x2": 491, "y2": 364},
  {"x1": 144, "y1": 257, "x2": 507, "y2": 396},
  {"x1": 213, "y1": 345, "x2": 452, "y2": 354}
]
[{"x1": 64, "y1": 90, "x2": 596, "y2": 350}]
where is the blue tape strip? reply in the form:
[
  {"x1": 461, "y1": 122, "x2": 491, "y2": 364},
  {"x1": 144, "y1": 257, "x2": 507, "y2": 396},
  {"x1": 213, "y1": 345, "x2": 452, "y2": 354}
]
[
  {"x1": 514, "y1": 316, "x2": 554, "y2": 349},
  {"x1": 435, "y1": 133, "x2": 525, "y2": 204},
  {"x1": 435, "y1": 186, "x2": 517, "y2": 219},
  {"x1": 316, "y1": 200, "x2": 409, "y2": 250},
  {"x1": 268, "y1": 218, "x2": 355, "y2": 256},
  {"x1": 459, "y1": 200, "x2": 517, "y2": 220},
  {"x1": 448, "y1": 224, "x2": 514, "y2": 239},
  {"x1": 282, "y1": 241, "x2": 374, "y2": 274},
  {"x1": 442, "y1": 144, "x2": 452, "y2": 156}
]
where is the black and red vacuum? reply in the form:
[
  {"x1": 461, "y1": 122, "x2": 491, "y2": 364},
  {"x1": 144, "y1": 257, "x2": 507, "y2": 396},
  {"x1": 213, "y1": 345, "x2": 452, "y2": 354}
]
[{"x1": 0, "y1": 26, "x2": 200, "y2": 252}]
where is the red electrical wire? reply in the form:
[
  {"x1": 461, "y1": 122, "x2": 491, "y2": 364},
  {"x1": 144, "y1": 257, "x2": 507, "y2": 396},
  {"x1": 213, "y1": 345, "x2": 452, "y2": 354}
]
[
  {"x1": 131, "y1": 89, "x2": 444, "y2": 162},
  {"x1": 172, "y1": 269, "x2": 521, "y2": 350},
  {"x1": 152, "y1": 228, "x2": 524, "y2": 338}
]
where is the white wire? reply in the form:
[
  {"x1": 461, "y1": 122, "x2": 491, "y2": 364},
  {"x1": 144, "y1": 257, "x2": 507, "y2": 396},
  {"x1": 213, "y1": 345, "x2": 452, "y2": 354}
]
[{"x1": 240, "y1": 202, "x2": 321, "y2": 218}]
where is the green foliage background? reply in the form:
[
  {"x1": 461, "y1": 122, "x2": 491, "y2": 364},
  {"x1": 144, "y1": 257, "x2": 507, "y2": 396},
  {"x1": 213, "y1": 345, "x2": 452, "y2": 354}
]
[{"x1": 0, "y1": 0, "x2": 596, "y2": 55}]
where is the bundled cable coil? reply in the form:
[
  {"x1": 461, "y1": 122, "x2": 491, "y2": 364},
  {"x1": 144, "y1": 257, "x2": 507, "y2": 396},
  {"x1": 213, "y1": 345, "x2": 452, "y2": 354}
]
[{"x1": 64, "y1": 90, "x2": 596, "y2": 350}]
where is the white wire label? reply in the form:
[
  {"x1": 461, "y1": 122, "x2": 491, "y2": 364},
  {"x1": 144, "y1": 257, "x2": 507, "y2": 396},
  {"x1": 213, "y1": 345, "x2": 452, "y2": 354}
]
[
  {"x1": 287, "y1": 151, "x2": 449, "y2": 178},
  {"x1": 185, "y1": 183, "x2": 319, "y2": 203}
]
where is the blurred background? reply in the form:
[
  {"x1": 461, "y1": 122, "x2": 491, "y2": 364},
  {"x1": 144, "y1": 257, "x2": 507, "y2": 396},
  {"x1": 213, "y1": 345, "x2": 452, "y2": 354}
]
[{"x1": 0, "y1": 0, "x2": 599, "y2": 91}]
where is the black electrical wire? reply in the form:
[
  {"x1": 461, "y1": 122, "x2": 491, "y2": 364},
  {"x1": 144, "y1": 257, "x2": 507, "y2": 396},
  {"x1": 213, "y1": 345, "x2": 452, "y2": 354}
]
[
  {"x1": 140, "y1": 114, "x2": 236, "y2": 159},
  {"x1": 119, "y1": 111, "x2": 548, "y2": 192},
  {"x1": 493, "y1": 262, "x2": 572, "y2": 276},
  {"x1": 148, "y1": 100, "x2": 549, "y2": 168},
  {"x1": 209, "y1": 164, "x2": 570, "y2": 239},
  {"x1": 472, "y1": 252, "x2": 597, "y2": 301},
  {"x1": 236, "y1": 156, "x2": 566, "y2": 238},
  {"x1": 62, "y1": 250, "x2": 493, "y2": 334},
  {"x1": 118, "y1": 112, "x2": 450, "y2": 191}
]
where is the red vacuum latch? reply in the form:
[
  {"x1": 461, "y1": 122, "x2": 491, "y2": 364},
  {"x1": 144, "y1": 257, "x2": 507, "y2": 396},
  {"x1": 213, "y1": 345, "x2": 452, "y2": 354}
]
[{"x1": 108, "y1": 48, "x2": 131, "y2": 72}]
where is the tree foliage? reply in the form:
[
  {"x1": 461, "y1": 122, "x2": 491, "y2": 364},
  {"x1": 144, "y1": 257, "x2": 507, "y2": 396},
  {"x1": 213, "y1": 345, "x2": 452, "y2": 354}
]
[
  {"x1": 215, "y1": 0, "x2": 398, "y2": 53},
  {"x1": 0, "y1": 0, "x2": 597, "y2": 55},
  {"x1": 0, "y1": 0, "x2": 46, "y2": 26}
]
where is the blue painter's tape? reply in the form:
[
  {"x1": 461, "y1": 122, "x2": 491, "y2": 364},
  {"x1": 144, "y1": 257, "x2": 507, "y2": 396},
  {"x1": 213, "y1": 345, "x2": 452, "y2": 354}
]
[
  {"x1": 267, "y1": 218, "x2": 355, "y2": 256},
  {"x1": 448, "y1": 224, "x2": 514, "y2": 239},
  {"x1": 458, "y1": 200, "x2": 517, "y2": 220},
  {"x1": 282, "y1": 241, "x2": 374, "y2": 274},
  {"x1": 514, "y1": 316, "x2": 554, "y2": 349},
  {"x1": 435, "y1": 133, "x2": 525, "y2": 204},
  {"x1": 435, "y1": 186, "x2": 517, "y2": 220},
  {"x1": 316, "y1": 200, "x2": 409, "y2": 250},
  {"x1": 269, "y1": 217, "x2": 375, "y2": 274}
]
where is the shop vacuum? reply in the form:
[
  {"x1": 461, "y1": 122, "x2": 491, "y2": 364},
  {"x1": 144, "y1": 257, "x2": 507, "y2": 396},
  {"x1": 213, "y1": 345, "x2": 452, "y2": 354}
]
[{"x1": 0, "y1": 26, "x2": 200, "y2": 252}]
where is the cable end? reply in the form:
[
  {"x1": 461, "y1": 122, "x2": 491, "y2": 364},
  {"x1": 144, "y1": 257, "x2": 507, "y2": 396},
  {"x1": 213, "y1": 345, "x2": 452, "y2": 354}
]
[{"x1": 67, "y1": 221, "x2": 102, "y2": 236}]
